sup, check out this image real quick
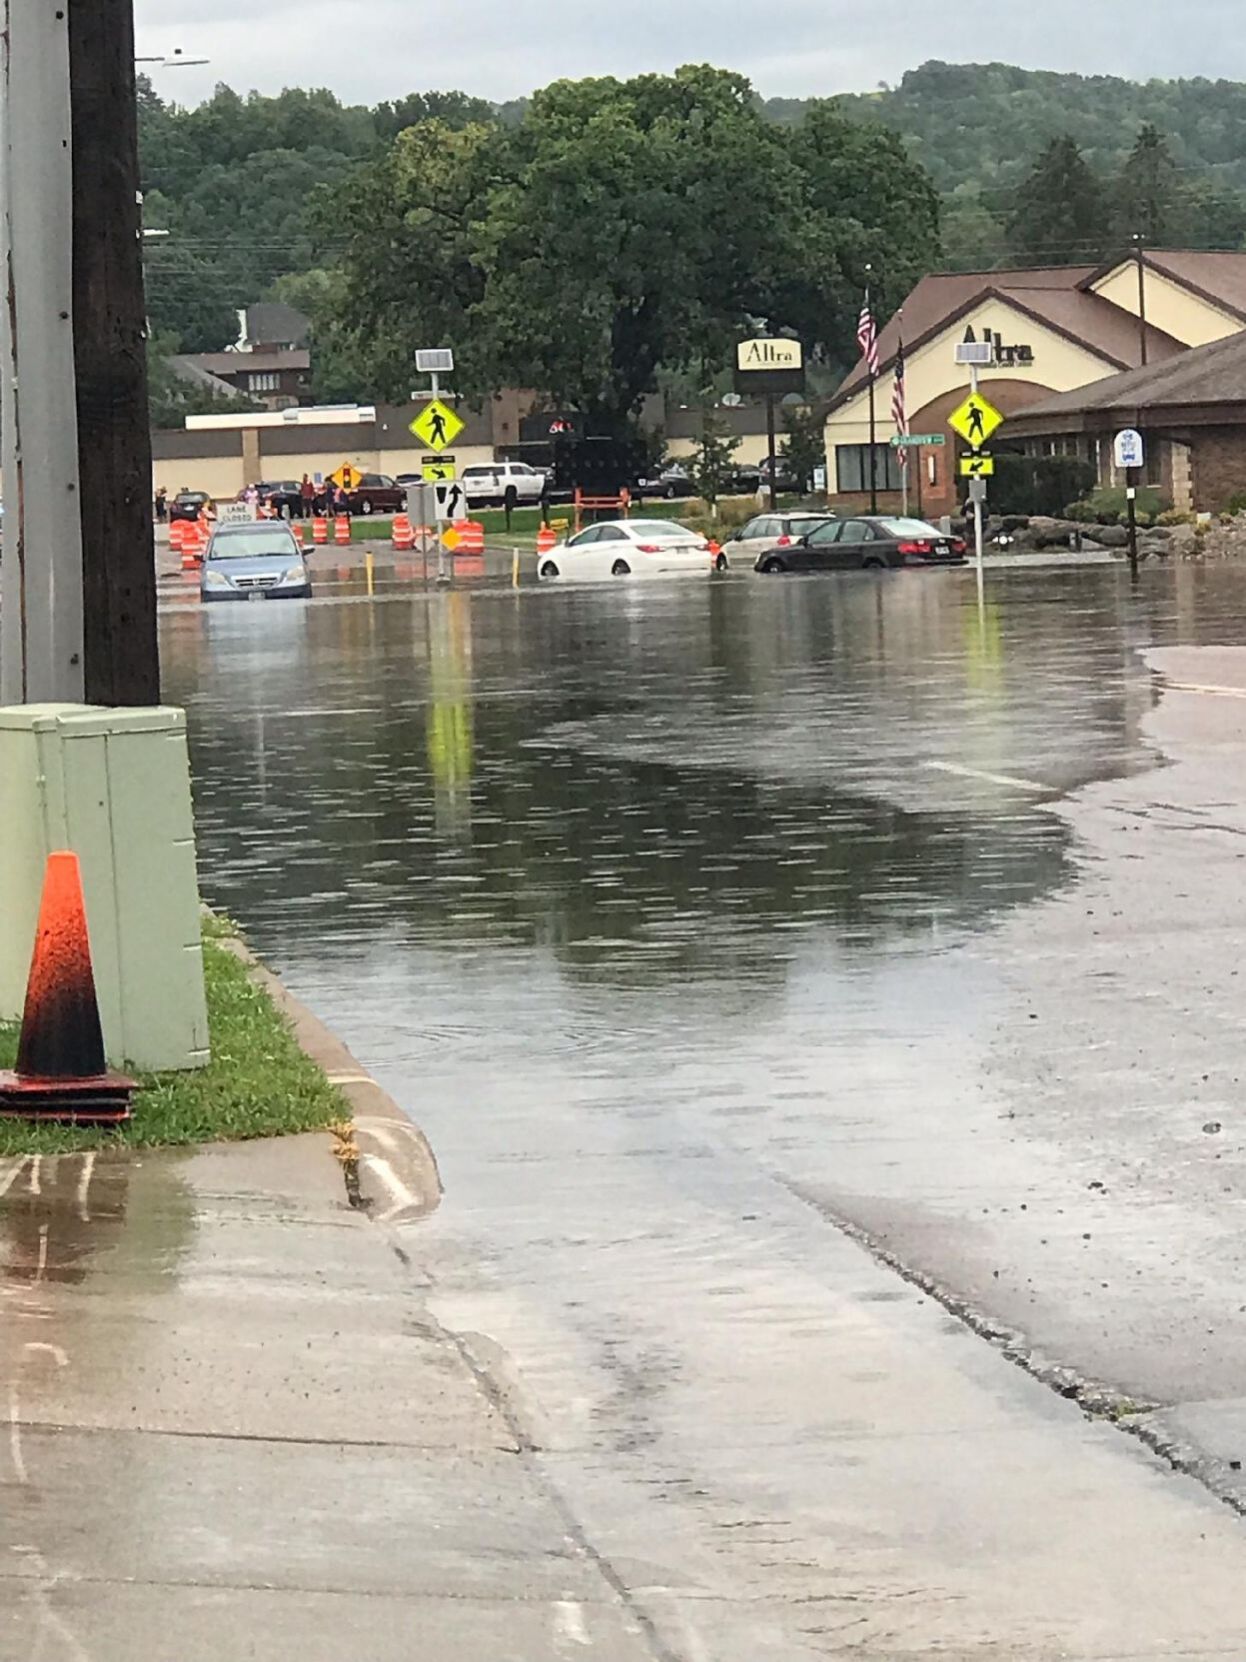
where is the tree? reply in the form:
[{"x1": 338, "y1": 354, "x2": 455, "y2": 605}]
[
  {"x1": 330, "y1": 67, "x2": 941, "y2": 430},
  {"x1": 687, "y1": 411, "x2": 739, "y2": 513},
  {"x1": 780, "y1": 406, "x2": 825, "y2": 492},
  {"x1": 1117, "y1": 124, "x2": 1184, "y2": 243},
  {"x1": 1007, "y1": 136, "x2": 1106, "y2": 265}
]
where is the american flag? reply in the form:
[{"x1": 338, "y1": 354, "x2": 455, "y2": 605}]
[
  {"x1": 857, "y1": 290, "x2": 879, "y2": 377},
  {"x1": 892, "y1": 330, "x2": 909, "y2": 468}
]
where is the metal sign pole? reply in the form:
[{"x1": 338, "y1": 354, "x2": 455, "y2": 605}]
[{"x1": 970, "y1": 361, "x2": 985, "y2": 604}]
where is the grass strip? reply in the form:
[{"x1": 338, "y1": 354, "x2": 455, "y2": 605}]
[{"x1": 0, "y1": 923, "x2": 346, "y2": 1155}]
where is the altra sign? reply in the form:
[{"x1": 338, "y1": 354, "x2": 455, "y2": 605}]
[
  {"x1": 736, "y1": 338, "x2": 804, "y2": 372},
  {"x1": 733, "y1": 337, "x2": 806, "y2": 397}
]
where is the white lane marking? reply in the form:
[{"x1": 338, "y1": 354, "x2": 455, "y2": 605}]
[
  {"x1": 13, "y1": 1545, "x2": 94, "y2": 1662},
  {"x1": 34, "y1": 1225, "x2": 47, "y2": 1288},
  {"x1": 9, "y1": 1383, "x2": 27, "y2": 1485},
  {"x1": 1167, "y1": 680, "x2": 1246, "y2": 699},
  {"x1": 924, "y1": 760, "x2": 1048, "y2": 793},
  {"x1": 555, "y1": 1601, "x2": 590, "y2": 1648},
  {"x1": 24, "y1": 1342, "x2": 68, "y2": 1370},
  {"x1": 76, "y1": 1153, "x2": 95, "y2": 1223},
  {"x1": 0, "y1": 1158, "x2": 29, "y2": 1200},
  {"x1": 358, "y1": 1152, "x2": 419, "y2": 1222},
  {"x1": 26, "y1": 1155, "x2": 40, "y2": 1197}
]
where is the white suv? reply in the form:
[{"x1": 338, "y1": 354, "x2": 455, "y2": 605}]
[{"x1": 461, "y1": 461, "x2": 547, "y2": 508}]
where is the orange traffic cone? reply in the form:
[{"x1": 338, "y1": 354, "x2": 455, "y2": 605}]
[{"x1": 0, "y1": 852, "x2": 136, "y2": 1123}]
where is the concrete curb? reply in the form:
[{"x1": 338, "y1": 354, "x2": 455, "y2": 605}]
[{"x1": 221, "y1": 936, "x2": 442, "y2": 1224}]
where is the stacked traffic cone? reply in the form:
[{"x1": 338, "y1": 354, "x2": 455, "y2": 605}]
[
  {"x1": 0, "y1": 852, "x2": 136, "y2": 1123},
  {"x1": 334, "y1": 515, "x2": 351, "y2": 546},
  {"x1": 313, "y1": 516, "x2": 328, "y2": 545},
  {"x1": 536, "y1": 525, "x2": 557, "y2": 557}
]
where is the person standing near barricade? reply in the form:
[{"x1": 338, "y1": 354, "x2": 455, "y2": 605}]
[{"x1": 300, "y1": 474, "x2": 315, "y2": 520}]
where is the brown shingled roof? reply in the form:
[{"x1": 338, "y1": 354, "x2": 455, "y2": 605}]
[
  {"x1": 832, "y1": 263, "x2": 1186, "y2": 413},
  {"x1": 1084, "y1": 250, "x2": 1246, "y2": 324},
  {"x1": 1007, "y1": 328, "x2": 1246, "y2": 431}
]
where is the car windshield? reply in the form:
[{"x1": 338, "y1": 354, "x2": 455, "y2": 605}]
[
  {"x1": 629, "y1": 521, "x2": 692, "y2": 538},
  {"x1": 876, "y1": 518, "x2": 943, "y2": 538},
  {"x1": 209, "y1": 531, "x2": 298, "y2": 560},
  {"x1": 178, "y1": 493, "x2": 207, "y2": 504}
]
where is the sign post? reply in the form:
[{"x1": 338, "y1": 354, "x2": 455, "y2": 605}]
[
  {"x1": 1114, "y1": 428, "x2": 1145, "y2": 578},
  {"x1": 734, "y1": 338, "x2": 805, "y2": 512},
  {"x1": 949, "y1": 353, "x2": 1004, "y2": 603}
]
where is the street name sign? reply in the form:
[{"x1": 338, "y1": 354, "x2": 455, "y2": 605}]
[
  {"x1": 948, "y1": 392, "x2": 1004, "y2": 449},
  {"x1": 410, "y1": 398, "x2": 464, "y2": 452},
  {"x1": 1114, "y1": 428, "x2": 1145, "y2": 470},
  {"x1": 890, "y1": 433, "x2": 946, "y2": 448}
]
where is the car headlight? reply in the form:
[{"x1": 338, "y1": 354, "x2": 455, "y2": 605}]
[
  {"x1": 202, "y1": 569, "x2": 231, "y2": 588},
  {"x1": 281, "y1": 564, "x2": 308, "y2": 584}
]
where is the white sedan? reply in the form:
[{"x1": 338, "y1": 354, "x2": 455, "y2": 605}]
[{"x1": 537, "y1": 519, "x2": 724, "y2": 581}]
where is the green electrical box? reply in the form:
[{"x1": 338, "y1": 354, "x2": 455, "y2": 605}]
[{"x1": 0, "y1": 704, "x2": 210, "y2": 1073}]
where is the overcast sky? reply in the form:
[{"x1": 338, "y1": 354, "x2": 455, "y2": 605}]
[{"x1": 134, "y1": 0, "x2": 1246, "y2": 107}]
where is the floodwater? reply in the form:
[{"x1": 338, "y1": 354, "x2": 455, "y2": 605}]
[{"x1": 165, "y1": 560, "x2": 1246, "y2": 1416}]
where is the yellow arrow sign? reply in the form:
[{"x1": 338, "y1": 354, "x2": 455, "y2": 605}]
[
  {"x1": 423, "y1": 459, "x2": 457, "y2": 482},
  {"x1": 411, "y1": 398, "x2": 465, "y2": 452},
  {"x1": 948, "y1": 391, "x2": 1004, "y2": 449},
  {"x1": 960, "y1": 453, "x2": 995, "y2": 477}
]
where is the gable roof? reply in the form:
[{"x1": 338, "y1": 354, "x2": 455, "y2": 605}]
[
  {"x1": 1006, "y1": 327, "x2": 1246, "y2": 431},
  {"x1": 1085, "y1": 249, "x2": 1246, "y2": 325},
  {"x1": 831, "y1": 265, "x2": 1182, "y2": 413}
]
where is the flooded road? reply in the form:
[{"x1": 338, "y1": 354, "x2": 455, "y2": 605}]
[{"x1": 160, "y1": 562, "x2": 1246, "y2": 1650}]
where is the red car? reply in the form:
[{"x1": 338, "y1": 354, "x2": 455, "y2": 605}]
[{"x1": 344, "y1": 474, "x2": 406, "y2": 516}]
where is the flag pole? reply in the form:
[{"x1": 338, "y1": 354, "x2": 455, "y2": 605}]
[{"x1": 868, "y1": 371, "x2": 877, "y2": 514}]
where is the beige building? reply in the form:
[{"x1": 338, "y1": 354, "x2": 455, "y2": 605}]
[{"x1": 824, "y1": 251, "x2": 1246, "y2": 520}]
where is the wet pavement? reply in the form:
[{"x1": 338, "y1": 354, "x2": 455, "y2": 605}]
[{"x1": 15, "y1": 560, "x2": 1246, "y2": 1654}]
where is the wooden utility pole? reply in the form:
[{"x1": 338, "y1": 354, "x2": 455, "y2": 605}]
[
  {"x1": 0, "y1": 0, "x2": 158, "y2": 708},
  {"x1": 70, "y1": 0, "x2": 159, "y2": 705}
]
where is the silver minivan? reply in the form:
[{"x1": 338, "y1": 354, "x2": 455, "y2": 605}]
[{"x1": 200, "y1": 523, "x2": 312, "y2": 602}]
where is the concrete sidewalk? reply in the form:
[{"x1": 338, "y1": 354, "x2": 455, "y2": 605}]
[{"x1": 4, "y1": 1124, "x2": 1246, "y2": 1658}]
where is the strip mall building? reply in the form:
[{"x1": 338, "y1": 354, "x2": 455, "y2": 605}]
[{"x1": 824, "y1": 251, "x2": 1246, "y2": 520}]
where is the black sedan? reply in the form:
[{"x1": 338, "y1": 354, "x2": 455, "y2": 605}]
[
  {"x1": 169, "y1": 490, "x2": 210, "y2": 523},
  {"x1": 755, "y1": 515, "x2": 967, "y2": 574}
]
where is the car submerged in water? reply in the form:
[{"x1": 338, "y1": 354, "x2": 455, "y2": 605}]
[
  {"x1": 537, "y1": 519, "x2": 723, "y2": 581},
  {"x1": 200, "y1": 522, "x2": 312, "y2": 602},
  {"x1": 754, "y1": 515, "x2": 968, "y2": 574}
]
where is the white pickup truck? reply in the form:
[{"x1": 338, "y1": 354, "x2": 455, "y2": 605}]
[{"x1": 460, "y1": 461, "x2": 547, "y2": 508}]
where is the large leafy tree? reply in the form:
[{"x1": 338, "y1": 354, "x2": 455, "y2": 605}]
[
  {"x1": 331, "y1": 67, "x2": 940, "y2": 432},
  {"x1": 1117, "y1": 124, "x2": 1184, "y2": 243},
  {"x1": 1007, "y1": 136, "x2": 1106, "y2": 265}
]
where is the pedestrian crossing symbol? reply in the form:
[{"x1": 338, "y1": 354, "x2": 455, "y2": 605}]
[
  {"x1": 410, "y1": 398, "x2": 464, "y2": 452},
  {"x1": 948, "y1": 391, "x2": 1004, "y2": 450}
]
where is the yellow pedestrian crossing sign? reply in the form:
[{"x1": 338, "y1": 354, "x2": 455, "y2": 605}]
[
  {"x1": 960, "y1": 453, "x2": 996, "y2": 478},
  {"x1": 422, "y1": 454, "x2": 457, "y2": 482},
  {"x1": 949, "y1": 391, "x2": 1004, "y2": 449},
  {"x1": 410, "y1": 398, "x2": 464, "y2": 452}
]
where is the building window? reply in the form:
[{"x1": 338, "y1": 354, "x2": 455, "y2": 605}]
[
  {"x1": 248, "y1": 371, "x2": 279, "y2": 393},
  {"x1": 835, "y1": 443, "x2": 902, "y2": 493}
]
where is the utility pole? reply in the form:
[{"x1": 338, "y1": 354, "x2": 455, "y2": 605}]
[
  {"x1": 1134, "y1": 232, "x2": 1149, "y2": 368},
  {"x1": 0, "y1": 0, "x2": 158, "y2": 708}
]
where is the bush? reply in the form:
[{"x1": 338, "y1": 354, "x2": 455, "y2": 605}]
[
  {"x1": 1222, "y1": 490, "x2": 1246, "y2": 516},
  {"x1": 1064, "y1": 485, "x2": 1170, "y2": 523},
  {"x1": 1157, "y1": 508, "x2": 1196, "y2": 526},
  {"x1": 991, "y1": 453, "x2": 1096, "y2": 516}
]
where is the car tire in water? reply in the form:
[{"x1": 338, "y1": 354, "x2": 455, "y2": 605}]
[
  {"x1": 862, "y1": 555, "x2": 887, "y2": 570},
  {"x1": 540, "y1": 560, "x2": 560, "y2": 578},
  {"x1": 761, "y1": 556, "x2": 786, "y2": 574},
  {"x1": 611, "y1": 559, "x2": 631, "y2": 576},
  {"x1": 714, "y1": 553, "x2": 728, "y2": 573}
]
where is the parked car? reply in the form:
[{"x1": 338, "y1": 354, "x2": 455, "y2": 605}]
[
  {"x1": 722, "y1": 512, "x2": 834, "y2": 565},
  {"x1": 255, "y1": 480, "x2": 304, "y2": 519},
  {"x1": 200, "y1": 522, "x2": 312, "y2": 602},
  {"x1": 754, "y1": 515, "x2": 968, "y2": 574},
  {"x1": 634, "y1": 465, "x2": 694, "y2": 501},
  {"x1": 170, "y1": 490, "x2": 211, "y2": 523},
  {"x1": 537, "y1": 519, "x2": 721, "y2": 581},
  {"x1": 753, "y1": 458, "x2": 802, "y2": 494},
  {"x1": 344, "y1": 474, "x2": 406, "y2": 516},
  {"x1": 461, "y1": 461, "x2": 547, "y2": 508}
]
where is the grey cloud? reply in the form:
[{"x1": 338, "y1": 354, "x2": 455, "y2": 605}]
[{"x1": 134, "y1": 0, "x2": 1246, "y2": 107}]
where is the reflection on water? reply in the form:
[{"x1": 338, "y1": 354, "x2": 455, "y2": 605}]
[{"x1": 165, "y1": 568, "x2": 1178, "y2": 996}]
